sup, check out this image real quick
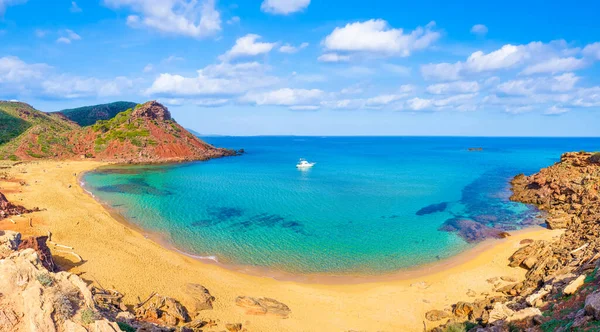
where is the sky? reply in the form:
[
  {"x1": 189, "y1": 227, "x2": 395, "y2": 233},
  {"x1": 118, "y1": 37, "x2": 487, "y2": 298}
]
[{"x1": 0, "y1": 0, "x2": 599, "y2": 136}]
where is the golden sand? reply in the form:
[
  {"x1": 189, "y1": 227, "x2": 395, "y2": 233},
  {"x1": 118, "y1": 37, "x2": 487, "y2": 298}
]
[{"x1": 0, "y1": 161, "x2": 563, "y2": 332}]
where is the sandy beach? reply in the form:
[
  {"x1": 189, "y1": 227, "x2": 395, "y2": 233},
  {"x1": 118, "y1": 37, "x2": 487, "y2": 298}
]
[{"x1": 0, "y1": 160, "x2": 564, "y2": 332}]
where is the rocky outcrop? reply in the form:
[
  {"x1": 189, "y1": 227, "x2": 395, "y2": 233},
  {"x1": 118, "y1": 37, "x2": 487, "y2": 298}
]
[
  {"x1": 429, "y1": 152, "x2": 600, "y2": 331},
  {"x1": 0, "y1": 191, "x2": 36, "y2": 219},
  {"x1": 235, "y1": 296, "x2": 291, "y2": 318},
  {"x1": 131, "y1": 101, "x2": 172, "y2": 121},
  {"x1": 134, "y1": 293, "x2": 190, "y2": 326},
  {"x1": 18, "y1": 236, "x2": 56, "y2": 272},
  {"x1": 184, "y1": 283, "x2": 215, "y2": 313}
]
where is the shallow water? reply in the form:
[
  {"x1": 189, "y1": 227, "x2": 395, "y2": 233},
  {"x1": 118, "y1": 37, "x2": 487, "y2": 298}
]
[{"x1": 82, "y1": 136, "x2": 600, "y2": 274}]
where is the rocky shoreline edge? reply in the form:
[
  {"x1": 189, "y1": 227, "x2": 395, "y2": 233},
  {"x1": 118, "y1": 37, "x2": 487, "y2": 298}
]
[{"x1": 427, "y1": 151, "x2": 600, "y2": 332}]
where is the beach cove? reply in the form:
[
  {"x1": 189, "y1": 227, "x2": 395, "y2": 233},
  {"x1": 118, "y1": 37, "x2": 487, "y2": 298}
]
[{"x1": 0, "y1": 160, "x2": 563, "y2": 332}]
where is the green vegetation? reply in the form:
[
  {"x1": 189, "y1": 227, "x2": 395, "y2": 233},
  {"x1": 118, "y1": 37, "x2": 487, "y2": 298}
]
[
  {"x1": 55, "y1": 101, "x2": 137, "y2": 126},
  {"x1": 53, "y1": 295, "x2": 74, "y2": 322},
  {"x1": 0, "y1": 109, "x2": 30, "y2": 145},
  {"x1": 0, "y1": 101, "x2": 76, "y2": 160},
  {"x1": 92, "y1": 108, "x2": 157, "y2": 153},
  {"x1": 117, "y1": 322, "x2": 136, "y2": 332},
  {"x1": 80, "y1": 308, "x2": 97, "y2": 325},
  {"x1": 36, "y1": 273, "x2": 54, "y2": 287}
]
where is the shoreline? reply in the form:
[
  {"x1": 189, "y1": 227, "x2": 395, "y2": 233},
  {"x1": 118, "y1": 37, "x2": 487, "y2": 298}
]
[
  {"x1": 0, "y1": 160, "x2": 565, "y2": 331},
  {"x1": 79, "y1": 164, "x2": 548, "y2": 284}
]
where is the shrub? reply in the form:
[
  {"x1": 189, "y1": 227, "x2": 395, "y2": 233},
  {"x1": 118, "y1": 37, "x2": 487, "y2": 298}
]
[
  {"x1": 53, "y1": 295, "x2": 74, "y2": 321},
  {"x1": 36, "y1": 273, "x2": 54, "y2": 287},
  {"x1": 117, "y1": 322, "x2": 136, "y2": 332},
  {"x1": 80, "y1": 307, "x2": 97, "y2": 325},
  {"x1": 443, "y1": 322, "x2": 466, "y2": 332},
  {"x1": 590, "y1": 152, "x2": 600, "y2": 164}
]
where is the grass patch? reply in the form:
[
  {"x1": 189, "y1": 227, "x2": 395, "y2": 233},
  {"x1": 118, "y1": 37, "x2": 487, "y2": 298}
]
[
  {"x1": 80, "y1": 307, "x2": 97, "y2": 325},
  {"x1": 36, "y1": 273, "x2": 54, "y2": 287}
]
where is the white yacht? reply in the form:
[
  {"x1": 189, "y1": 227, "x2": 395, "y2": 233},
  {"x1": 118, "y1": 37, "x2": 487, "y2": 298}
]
[{"x1": 296, "y1": 158, "x2": 315, "y2": 168}]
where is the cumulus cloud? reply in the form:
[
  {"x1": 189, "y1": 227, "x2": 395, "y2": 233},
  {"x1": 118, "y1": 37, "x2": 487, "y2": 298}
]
[
  {"x1": 146, "y1": 62, "x2": 278, "y2": 97},
  {"x1": 496, "y1": 73, "x2": 579, "y2": 96},
  {"x1": 261, "y1": 0, "x2": 310, "y2": 15},
  {"x1": 317, "y1": 53, "x2": 350, "y2": 62},
  {"x1": 56, "y1": 29, "x2": 81, "y2": 44},
  {"x1": 426, "y1": 81, "x2": 480, "y2": 95},
  {"x1": 583, "y1": 42, "x2": 600, "y2": 60},
  {"x1": 322, "y1": 20, "x2": 440, "y2": 57},
  {"x1": 421, "y1": 41, "x2": 590, "y2": 81},
  {"x1": 470, "y1": 24, "x2": 488, "y2": 36},
  {"x1": 103, "y1": 0, "x2": 221, "y2": 38},
  {"x1": 521, "y1": 57, "x2": 587, "y2": 75},
  {"x1": 279, "y1": 42, "x2": 308, "y2": 54},
  {"x1": 0, "y1": 56, "x2": 133, "y2": 99},
  {"x1": 219, "y1": 34, "x2": 276, "y2": 61},
  {"x1": 241, "y1": 88, "x2": 324, "y2": 109}
]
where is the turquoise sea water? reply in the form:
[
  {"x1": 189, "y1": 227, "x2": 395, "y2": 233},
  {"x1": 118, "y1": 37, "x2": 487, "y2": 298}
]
[{"x1": 82, "y1": 137, "x2": 600, "y2": 274}]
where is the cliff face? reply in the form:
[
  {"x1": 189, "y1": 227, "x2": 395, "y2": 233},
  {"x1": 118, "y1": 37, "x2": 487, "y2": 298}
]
[
  {"x1": 0, "y1": 101, "x2": 237, "y2": 163},
  {"x1": 428, "y1": 152, "x2": 600, "y2": 331}
]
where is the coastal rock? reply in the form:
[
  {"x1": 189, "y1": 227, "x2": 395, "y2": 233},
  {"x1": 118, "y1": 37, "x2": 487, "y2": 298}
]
[
  {"x1": 506, "y1": 307, "x2": 542, "y2": 322},
  {"x1": 17, "y1": 236, "x2": 56, "y2": 272},
  {"x1": 416, "y1": 202, "x2": 448, "y2": 216},
  {"x1": 225, "y1": 323, "x2": 243, "y2": 332},
  {"x1": 91, "y1": 320, "x2": 122, "y2": 332},
  {"x1": 235, "y1": 296, "x2": 291, "y2": 318},
  {"x1": 453, "y1": 302, "x2": 474, "y2": 317},
  {"x1": 525, "y1": 285, "x2": 552, "y2": 307},
  {"x1": 424, "y1": 309, "x2": 450, "y2": 321},
  {"x1": 184, "y1": 283, "x2": 215, "y2": 313},
  {"x1": 488, "y1": 302, "x2": 514, "y2": 323},
  {"x1": 0, "y1": 191, "x2": 36, "y2": 219},
  {"x1": 439, "y1": 218, "x2": 510, "y2": 243},
  {"x1": 135, "y1": 294, "x2": 190, "y2": 326},
  {"x1": 0, "y1": 230, "x2": 21, "y2": 257},
  {"x1": 563, "y1": 275, "x2": 586, "y2": 295}
]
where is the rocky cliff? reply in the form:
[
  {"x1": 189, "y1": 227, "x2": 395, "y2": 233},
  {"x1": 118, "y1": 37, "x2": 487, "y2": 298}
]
[
  {"x1": 428, "y1": 152, "x2": 600, "y2": 331},
  {"x1": 0, "y1": 101, "x2": 238, "y2": 163}
]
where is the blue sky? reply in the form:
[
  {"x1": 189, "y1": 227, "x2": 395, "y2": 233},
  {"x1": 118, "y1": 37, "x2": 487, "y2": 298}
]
[{"x1": 0, "y1": 0, "x2": 599, "y2": 136}]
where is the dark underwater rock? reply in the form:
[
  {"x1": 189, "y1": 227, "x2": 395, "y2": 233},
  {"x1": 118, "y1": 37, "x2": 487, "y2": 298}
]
[{"x1": 416, "y1": 202, "x2": 448, "y2": 216}]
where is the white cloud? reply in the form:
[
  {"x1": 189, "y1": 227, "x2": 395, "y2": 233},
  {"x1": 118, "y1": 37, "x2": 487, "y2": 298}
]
[
  {"x1": 322, "y1": 19, "x2": 440, "y2": 57},
  {"x1": 261, "y1": 0, "x2": 310, "y2": 15},
  {"x1": 583, "y1": 42, "x2": 600, "y2": 60},
  {"x1": 317, "y1": 53, "x2": 350, "y2": 62},
  {"x1": 241, "y1": 88, "x2": 324, "y2": 108},
  {"x1": 0, "y1": 0, "x2": 26, "y2": 16},
  {"x1": 219, "y1": 34, "x2": 276, "y2": 61},
  {"x1": 421, "y1": 41, "x2": 587, "y2": 81},
  {"x1": 226, "y1": 16, "x2": 240, "y2": 25},
  {"x1": 143, "y1": 64, "x2": 153, "y2": 73},
  {"x1": 521, "y1": 57, "x2": 587, "y2": 75},
  {"x1": 146, "y1": 62, "x2": 278, "y2": 97},
  {"x1": 56, "y1": 37, "x2": 72, "y2": 44},
  {"x1": 103, "y1": 0, "x2": 221, "y2": 38},
  {"x1": 163, "y1": 55, "x2": 184, "y2": 63},
  {"x1": 426, "y1": 81, "x2": 480, "y2": 95},
  {"x1": 279, "y1": 42, "x2": 308, "y2": 54},
  {"x1": 497, "y1": 73, "x2": 579, "y2": 96},
  {"x1": 0, "y1": 56, "x2": 134, "y2": 99},
  {"x1": 421, "y1": 62, "x2": 463, "y2": 81},
  {"x1": 70, "y1": 1, "x2": 82, "y2": 13},
  {"x1": 404, "y1": 94, "x2": 478, "y2": 111},
  {"x1": 470, "y1": 24, "x2": 488, "y2": 36},
  {"x1": 56, "y1": 29, "x2": 81, "y2": 44}
]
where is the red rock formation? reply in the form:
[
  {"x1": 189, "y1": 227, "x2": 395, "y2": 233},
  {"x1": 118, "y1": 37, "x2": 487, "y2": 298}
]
[
  {"x1": 17, "y1": 236, "x2": 56, "y2": 272},
  {"x1": 0, "y1": 192, "x2": 32, "y2": 219}
]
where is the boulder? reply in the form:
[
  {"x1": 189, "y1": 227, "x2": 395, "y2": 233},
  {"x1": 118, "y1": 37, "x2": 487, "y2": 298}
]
[
  {"x1": 0, "y1": 230, "x2": 21, "y2": 257},
  {"x1": 453, "y1": 302, "x2": 474, "y2": 318},
  {"x1": 424, "y1": 309, "x2": 450, "y2": 321},
  {"x1": 584, "y1": 291, "x2": 600, "y2": 319},
  {"x1": 488, "y1": 302, "x2": 514, "y2": 323},
  {"x1": 18, "y1": 236, "x2": 56, "y2": 272},
  {"x1": 225, "y1": 323, "x2": 242, "y2": 332},
  {"x1": 184, "y1": 283, "x2": 215, "y2": 312},
  {"x1": 131, "y1": 101, "x2": 172, "y2": 121},
  {"x1": 506, "y1": 307, "x2": 542, "y2": 322},
  {"x1": 525, "y1": 285, "x2": 552, "y2": 307},
  {"x1": 135, "y1": 294, "x2": 190, "y2": 326},
  {"x1": 235, "y1": 296, "x2": 291, "y2": 318},
  {"x1": 563, "y1": 275, "x2": 586, "y2": 295}
]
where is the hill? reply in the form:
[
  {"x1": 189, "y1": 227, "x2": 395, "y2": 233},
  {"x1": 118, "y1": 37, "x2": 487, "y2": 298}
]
[
  {"x1": 0, "y1": 101, "x2": 237, "y2": 163},
  {"x1": 54, "y1": 101, "x2": 138, "y2": 126},
  {"x1": 0, "y1": 101, "x2": 79, "y2": 160}
]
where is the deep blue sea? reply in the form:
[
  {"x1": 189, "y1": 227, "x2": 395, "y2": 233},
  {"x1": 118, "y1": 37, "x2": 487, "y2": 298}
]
[{"x1": 82, "y1": 137, "x2": 600, "y2": 274}]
